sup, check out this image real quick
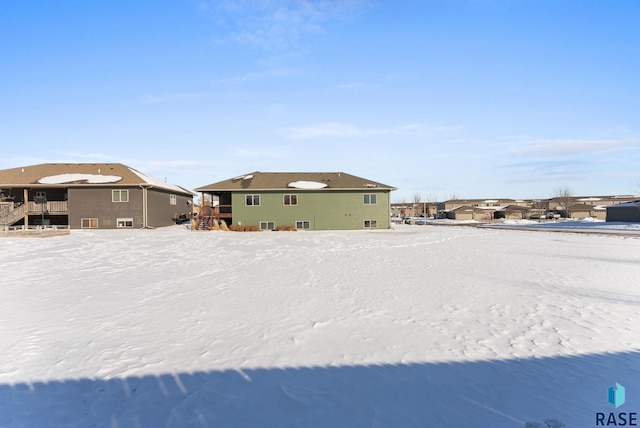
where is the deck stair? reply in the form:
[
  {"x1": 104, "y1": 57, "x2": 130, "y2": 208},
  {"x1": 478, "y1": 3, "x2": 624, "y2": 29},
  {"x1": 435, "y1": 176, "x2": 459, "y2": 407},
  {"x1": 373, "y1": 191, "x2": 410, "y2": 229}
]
[
  {"x1": 193, "y1": 204, "x2": 231, "y2": 230},
  {"x1": 0, "y1": 203, "x2": 25, "y2": 227}
]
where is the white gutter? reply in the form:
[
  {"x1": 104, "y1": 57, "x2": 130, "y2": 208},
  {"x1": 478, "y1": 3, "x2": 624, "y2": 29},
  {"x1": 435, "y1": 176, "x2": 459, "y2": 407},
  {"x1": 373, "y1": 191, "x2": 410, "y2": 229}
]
[{"x1": 138, "y1": 184, "x2": 155, "y2": 229}]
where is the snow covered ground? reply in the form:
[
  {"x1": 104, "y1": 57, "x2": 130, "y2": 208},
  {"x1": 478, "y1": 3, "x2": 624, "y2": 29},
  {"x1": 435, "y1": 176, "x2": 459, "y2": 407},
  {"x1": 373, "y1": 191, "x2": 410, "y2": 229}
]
[
  {"x1": 488, "y1": 218, "x2": 640, "y2": 234},
  {"x1": 1, "y1": 224, "x2": 639, "y2": 427}
]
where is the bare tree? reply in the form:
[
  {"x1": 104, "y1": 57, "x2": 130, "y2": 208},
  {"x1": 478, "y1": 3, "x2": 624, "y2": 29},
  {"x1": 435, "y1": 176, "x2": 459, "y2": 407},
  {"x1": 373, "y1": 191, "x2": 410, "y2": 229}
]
[
  {"x1": 395, "y1": 198, "x2": 407, "y2": 218},
  {"x1": 425, "y1": 194, "x2": 438, "y2": 218},
  {"x1": 554, "y1": 187, "x2": 574, "y2": 218},
  {"x1": 413, "y1": 193, "x2": 423, "y2": 217},
  {"x1": 529, "y1": 199, "x2": 547, "y2": 222}
]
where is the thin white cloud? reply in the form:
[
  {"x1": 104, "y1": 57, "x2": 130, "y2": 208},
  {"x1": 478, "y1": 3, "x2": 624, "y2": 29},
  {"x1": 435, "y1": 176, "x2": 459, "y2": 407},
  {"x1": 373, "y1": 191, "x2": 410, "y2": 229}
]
[
  {"x1": 512, "y1": 137, "x2": 635, "y2": 157},
  {"x1": 284, "y1": 122, "x2": 459, "y2": 139},
  {"x1": 138, "y1": 92, "x2": 214, "y2": 104},
  {"x1": 335, "y1": 81, "x2": 379, "y2": 90},
  {"x1": 215, "y1": 67, "x2": 299, "y2": 84},
  {"x1": 232, "y1": 146, "x2": 289, "y2": 159},
  {"x1": 206, "y1": 0, "x2": 369, "y2": 51}
]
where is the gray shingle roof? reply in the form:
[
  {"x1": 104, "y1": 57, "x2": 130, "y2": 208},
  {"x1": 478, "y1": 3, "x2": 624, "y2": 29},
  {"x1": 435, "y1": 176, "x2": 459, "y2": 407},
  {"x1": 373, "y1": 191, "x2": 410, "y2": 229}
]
[
  {"x1": 195, "y1": 172, "x2": 396, "y2": 192},
  {"x1": 0, "y1": 163, "x2": 194, "y2": 195}
]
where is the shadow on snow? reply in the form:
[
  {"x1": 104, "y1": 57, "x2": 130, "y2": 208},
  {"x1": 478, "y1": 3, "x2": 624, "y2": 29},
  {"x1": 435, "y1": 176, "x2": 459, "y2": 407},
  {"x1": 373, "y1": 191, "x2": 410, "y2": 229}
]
[{"x1": 1, "y1": 351, "x2": 639, "y2": 428}]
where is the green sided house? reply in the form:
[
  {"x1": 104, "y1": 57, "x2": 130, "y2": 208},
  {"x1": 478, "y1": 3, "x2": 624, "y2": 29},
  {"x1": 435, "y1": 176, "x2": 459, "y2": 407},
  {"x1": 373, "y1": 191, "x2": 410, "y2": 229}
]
[
  {"x1": 0, "y1": 163, "x2": 194, "y2": 229},
  {"x1": 194, "y1": 172, "x2": 396, "y2": 230}
]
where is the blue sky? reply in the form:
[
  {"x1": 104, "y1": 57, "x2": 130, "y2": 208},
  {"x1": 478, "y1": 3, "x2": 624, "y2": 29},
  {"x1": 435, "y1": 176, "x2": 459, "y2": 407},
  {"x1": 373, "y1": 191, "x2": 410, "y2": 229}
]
[{"x1": 1, "y1": 0, "x2": 638, "y2": 201}]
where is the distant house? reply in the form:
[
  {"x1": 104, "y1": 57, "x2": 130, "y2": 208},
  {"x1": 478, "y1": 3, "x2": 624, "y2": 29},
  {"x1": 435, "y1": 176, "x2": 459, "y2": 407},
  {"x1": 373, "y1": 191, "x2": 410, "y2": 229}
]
[
  {"x1": 495, "y1": 205, "x2": 530, "y2": 220},
  {"x1": 390, "y1": 202, "x2": 437, "y2": 219},
  {"x1": 437, "y1": 199, "x2": 517, "y2": 220},
  {"x1": 606, "y1": 201, "x2": 640, "y2": 222},
  {"x1": 194, "y1": 172, "x2": 395, "y2": 230},
  {"x1": 547, "y1": 195, "x2": 637, "y2": 219},
  {"x1": 569, "y1": 203, "x2": 606, "y2": 220},
  {"x1": 0, "y1": 163, "x2": 194, "y2": 229},
  {"x1": 442, "y1": 205, "x2": 491, "y2": 221}
]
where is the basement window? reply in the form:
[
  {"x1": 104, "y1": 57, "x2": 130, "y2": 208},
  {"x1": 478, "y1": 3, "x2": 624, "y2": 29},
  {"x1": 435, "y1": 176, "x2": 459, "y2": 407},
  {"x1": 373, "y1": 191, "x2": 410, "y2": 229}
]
[
  {"x1": 260, "y1": 221, "x2": 275, "y2": 231},
  {"x1": 296, "y1": 220, "x2": 310, "y2": 230},
  {"x1": 117, "y1": 218, "x2": 134, "y2": 228},
  {"x1": 363, "y1": 219, "x2": 377, "y2": 228},
  {"x1": 81, "y1": 218, "x2": 99, "y2": 228}
]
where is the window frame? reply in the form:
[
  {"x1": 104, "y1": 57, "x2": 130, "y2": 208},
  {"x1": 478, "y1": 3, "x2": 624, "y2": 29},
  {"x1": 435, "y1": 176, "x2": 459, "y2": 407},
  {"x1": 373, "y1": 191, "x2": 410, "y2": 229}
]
[
  {"x1": 283, "y1": 194, "x2": 298, "y2": 206},
  {"x1": 363, "y1": 219, "x2": 378, "y2": 228},
  {"x1": 246, "y1": 194, "x2": 261, "y2": 206},
  {"x1": 295, "y1": 220, "x2": 310, "y2": 230},
  {"x1": 259, "y1": 221, "x2": 275, "y2": 231},
  {"x1": 116, "y1": 218, "x2": 134, "y2": 228},
  {"x1": 364, "y1": 193, "x2": 377, "y2": 205},
  {"x1": 81, "y1": 218, "x2": 99, "y2": 229},
  {"x1": 112, "y1": 189, "x2": 129, "y2": 203},
  {"x1": 34, "y1": 191, "x2": 47, "y2": 202}
]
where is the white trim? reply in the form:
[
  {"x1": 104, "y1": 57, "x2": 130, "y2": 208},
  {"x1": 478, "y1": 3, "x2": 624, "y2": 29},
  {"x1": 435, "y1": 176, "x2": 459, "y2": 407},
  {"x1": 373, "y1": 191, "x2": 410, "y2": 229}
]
[
  {"x1": 245, "y1": 194, "x2": 261, "y2": 206},
  {"x1": 364, "y1": 193, "x2": 377, "y2": 205},
  {"x1": 112, "y1": 189, "x2": 129, "y2": 203},
  {"x1": 116, "y1": 218, "x2": 134, "y2": 228},
  {"x1": 295, "y1": 220, "x2": 310, "y2": 230},
  {"x1": 363, "y1": 219, "x2": 378, "y2": 228},
  {"x1": 81, "y1": 218, "x2": 99, "y2": 228},
  {"x1": 260, "y1": 221, "x2": 275, "y2": 230},
  {"x1": 283, "y1": 194, "x2": 298, "y2": 206}
]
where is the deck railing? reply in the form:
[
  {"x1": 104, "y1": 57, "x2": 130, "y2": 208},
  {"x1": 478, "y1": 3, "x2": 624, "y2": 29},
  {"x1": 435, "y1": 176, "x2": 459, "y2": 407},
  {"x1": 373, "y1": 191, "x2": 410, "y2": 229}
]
[
  {"x1": 214, "y1": 204, "x2": 232, "y2": 217},
  {"x1": 28, "y1": 201, "x2": 69, "y2": 213},
  {"x1": 1, "y1": 224, "x2": 70, "y2": 236}
]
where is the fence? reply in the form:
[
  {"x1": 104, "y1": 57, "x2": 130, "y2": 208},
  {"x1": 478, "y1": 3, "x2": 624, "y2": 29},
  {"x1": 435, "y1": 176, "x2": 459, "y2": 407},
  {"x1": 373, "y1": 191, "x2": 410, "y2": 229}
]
[{"x1": 1, "y1": 224, "x2": 70, "y2": 237}]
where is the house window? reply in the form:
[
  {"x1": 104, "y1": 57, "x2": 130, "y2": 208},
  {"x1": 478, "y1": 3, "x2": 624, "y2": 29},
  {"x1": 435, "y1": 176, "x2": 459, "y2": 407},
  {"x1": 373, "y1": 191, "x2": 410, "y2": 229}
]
[
  {"x1": 284, "y1": 194, "x2": 298, "y2": 206},
  {"x1": 260, "y1": 221, "x2": 275, "y2": 230},
  {"x1": 81, "y1": 218, "x2": 99, "y2": 228},
  {"x1": 364, "y1": 194, "x2": 377, "y2": 205},
  {"x1": 34, "y1": 191, "x2": 47, "y2": 203},
  {"x1": 246, "y1": 194, "x2": 260, "y2": 206},
  {"x1": 117, "y1": 218, "x2": 134, "y2": 228},
  {"x1": 296, "y1": 220, "x2": 310, "y2": 230},
  {"x1": 170, "y1": 194, "x2": 177, "y2": 205},
  {"x1": 364, "y1": 219, "x2": 377, "y2": 228},
  {"x1": 112, "y1": 189, "x2": 129, "y2": 203}
]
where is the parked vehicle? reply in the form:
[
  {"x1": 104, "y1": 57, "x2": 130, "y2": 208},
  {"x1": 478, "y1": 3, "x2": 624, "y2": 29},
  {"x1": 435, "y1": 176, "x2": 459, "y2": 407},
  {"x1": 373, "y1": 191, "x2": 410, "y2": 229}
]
[{"x1": 403, "y1": 217, "x2": 428, "y2": 225}]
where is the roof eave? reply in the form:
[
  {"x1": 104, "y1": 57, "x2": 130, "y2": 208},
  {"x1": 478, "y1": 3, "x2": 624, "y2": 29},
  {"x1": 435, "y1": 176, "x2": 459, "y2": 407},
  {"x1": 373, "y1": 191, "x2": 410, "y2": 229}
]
[{"x1": 194, "y1": 187, "x2": 396, "y2": 192}]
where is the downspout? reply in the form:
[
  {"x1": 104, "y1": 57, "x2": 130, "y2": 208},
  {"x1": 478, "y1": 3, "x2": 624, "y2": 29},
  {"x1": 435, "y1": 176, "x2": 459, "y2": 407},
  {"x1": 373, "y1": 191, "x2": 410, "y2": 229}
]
[
  {"x1": 139, "y1": 184, "x2": 147, "y2": 229},
  {"x1": 139, "y1": 184, "x2": 155, "y2": 229},
  {"x1": 146, "y1": 185, "x2": 155, "y2": 228},
  {"x1": 387, "y1": 191, "x2": 392, "y2": 229}
]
